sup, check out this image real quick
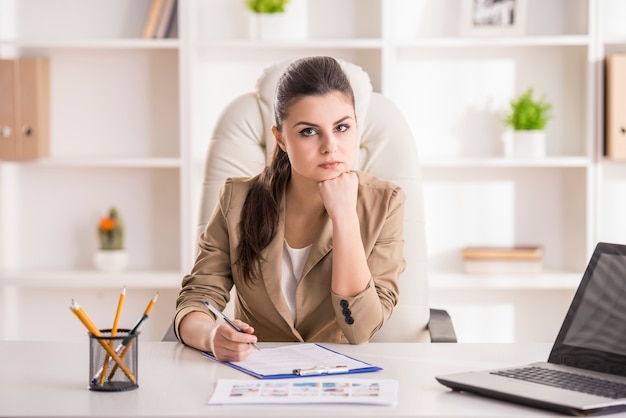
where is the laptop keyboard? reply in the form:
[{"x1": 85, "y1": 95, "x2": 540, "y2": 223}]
[{"x1": 491, "y1": 366, "x2": 626, "y2": 399}]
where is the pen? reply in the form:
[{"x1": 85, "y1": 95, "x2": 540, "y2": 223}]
[
  {"x1": 99, "y1": 286, "x2": 126, "y2": 385},
  {"x1": 293, "y1": 366, "x2": 349, "y2": 376},
  {"x1": 69, "y1": 299, "x2": 136, "y2": 384},
  {"x1": 204, "y1": 301, "x2": 261, "y2": 351},
  {"x1": 106, "y1": 292, "x2": 158, "y2": 380}
]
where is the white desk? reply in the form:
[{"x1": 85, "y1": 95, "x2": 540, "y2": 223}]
[{"x1": 0, "y1": 341, "x2": 617, "y2": 418}]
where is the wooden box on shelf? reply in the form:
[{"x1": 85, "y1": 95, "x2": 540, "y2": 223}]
[{"x1": 0, "y1": 57, "x2": 49, "y2": 161}]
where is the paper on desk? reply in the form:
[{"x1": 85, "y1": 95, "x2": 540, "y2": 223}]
[
  {"x1": 208, "y1": 378, "x2": 398, "y2": 405},
  {"x1": 203, "y1": 343, "x2": 381, "y2": 379}
]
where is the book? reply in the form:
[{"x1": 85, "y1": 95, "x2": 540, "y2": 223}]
[
  {"x1": 462, "y1": 245, "x2": 543, "y2": 261},
  {"x1": 463, "y1": 259, "x2": 543, "y2": 274},
  {"x1": 154, "y1": 0, "x2": 177, "y2": 39},
  {"x1": 462, "y1": 245, "x2": 543, "y2": 274},
  {"x1": 142, "y1": 0, "x2": 164, "y2": 39}
]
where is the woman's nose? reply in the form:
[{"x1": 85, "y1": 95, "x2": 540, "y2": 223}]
[{"x1": 320, "y1": 133, "x2": 338, "y2": 154}]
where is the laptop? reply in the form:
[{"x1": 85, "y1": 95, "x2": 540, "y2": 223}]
[{"x1": 436, "y1": 242, "x2": 626, "y2": 416}]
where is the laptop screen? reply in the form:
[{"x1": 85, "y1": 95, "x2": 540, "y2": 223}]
[{"x1": 549, "y1": 242, "x2": 626, "y2": 377}]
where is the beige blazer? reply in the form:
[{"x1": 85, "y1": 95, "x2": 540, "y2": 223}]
[{"x1": 175, "y1": 171, "x2": 406, "y2": 344}]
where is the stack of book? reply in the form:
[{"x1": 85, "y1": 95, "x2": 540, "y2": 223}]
[
  {"x1": 142, "y1": 0, "x2": 178, "y2": 39},
  {"x1": 462, "y1": 246, "x2": 544, "y2": 274}
]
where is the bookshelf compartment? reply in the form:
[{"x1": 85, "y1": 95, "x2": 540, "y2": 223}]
[
  {"x1": 422, "y1": 167, "x2": 589, "y2": 274},
  {"x1": 391, "y1": 0, "x2": 588, "y2": 41},
  {"x1": 1, "y1": 166, "x2": 180, "y2": 271},
  {"x1": 40, "y1": 49, "x2": 179, "y2": 160},
  {"x1": 392, "y1": 46, "x2": 588, "y2": 160},
  {"x1": 13, "y1": 0, "x2": 153, "y2": 40},
  {"x1": 190, "y1": 0, "x2": 382, "y2": 42},
  {"x1": 598, "y1": 163, "x2": 626, "y2": 245}
]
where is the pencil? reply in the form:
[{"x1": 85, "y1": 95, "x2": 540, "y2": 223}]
[
  {"x1": 99, "y1": 286, "x2": 126, "y2": 385},
  {"x1": 107, "y1": 292, "x2": 158, "y2": 380},
  {"x1": 69, "y1": 299, "x2": 136, "y2": 384}
]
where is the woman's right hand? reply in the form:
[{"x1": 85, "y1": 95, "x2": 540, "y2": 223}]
[
  {"x1": 179, "y1": 312, "x2": 257, "y2": 362},
  {"x1": 210, "y1": 320, "x2": 258, "y2": 362}
]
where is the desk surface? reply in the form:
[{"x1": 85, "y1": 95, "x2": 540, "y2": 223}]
[{"x1": 0, "y1": 341, "x2": 615, "y2": 418}]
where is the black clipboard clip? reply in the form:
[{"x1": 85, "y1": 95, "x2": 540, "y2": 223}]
[{"x1": 292, "y1": 365, "x2": 349, "y2": 376}]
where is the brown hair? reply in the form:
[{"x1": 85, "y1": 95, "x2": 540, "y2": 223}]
[{"x1": 235, "y1": 56, "x2": 355, "y2": 284}]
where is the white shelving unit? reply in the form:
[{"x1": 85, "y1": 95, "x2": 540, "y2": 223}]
[
  {"x1": 0, "y1": 0, "x2": 187, "y2": 341},
  {"x1": 0, "y1": 0, "x2": 623, "y2": 343}
]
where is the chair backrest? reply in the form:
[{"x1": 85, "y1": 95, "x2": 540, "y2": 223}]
[{"x1": 198, "y1": 59, "x2": 430, "y2": 342}]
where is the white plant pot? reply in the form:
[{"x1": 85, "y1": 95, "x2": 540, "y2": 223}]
[
  {"x1": 94, "y1": 250, "x2": 129, "y2": 273},
  {"x1": 504, "y1": 130, "x2": 546, "y2": 158},
  {"x1": 248, "y1": 0, "x2": 308, "y2": 41}
]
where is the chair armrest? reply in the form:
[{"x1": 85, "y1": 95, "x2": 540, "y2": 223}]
[
  {"x1": 162, "y1": 321, "x2": 177, "y2": 342},
  {"x1": 428, "y1": 308, "x2": 457, "y2": 343}
]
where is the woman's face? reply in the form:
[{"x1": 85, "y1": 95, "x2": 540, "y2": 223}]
[{"x1": 274, "y1": 91, "x2": 357, "y2": 184}]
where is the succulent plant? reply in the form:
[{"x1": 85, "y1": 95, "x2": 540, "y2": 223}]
[{"x1": 98, "y1": 207, "x2": 124, "y2": 250}]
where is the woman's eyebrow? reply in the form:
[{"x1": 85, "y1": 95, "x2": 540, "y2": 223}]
[
  {"x1": 292, "y1": 116, "x2": 354, "y2": 129},
  {"x1": 334, "y1": 116, "x2": 354, "y2": 124},
  {"x1": 292, "y1": 121, "x2": 319, "y2": 129}
]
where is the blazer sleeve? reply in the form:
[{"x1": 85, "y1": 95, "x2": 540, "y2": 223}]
[
  {"x1": 330, "y1": 184, "x2": 406, "y2": 343},
  {"x1": 174, "y1": 179, "x2": 236, "y2": 343}
]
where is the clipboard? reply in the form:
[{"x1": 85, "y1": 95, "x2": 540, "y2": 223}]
[{"x1": 202, "y1": 343, "x2": 382, "y2": 379}]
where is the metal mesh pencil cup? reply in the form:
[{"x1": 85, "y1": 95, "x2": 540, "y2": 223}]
[{"x1": 88, "y1": 328, "x2": 138, "y2": 391}]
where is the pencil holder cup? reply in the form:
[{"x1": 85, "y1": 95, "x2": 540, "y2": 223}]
[{"x1": 88, "y1": 328, "x2": 139, "y2": 392}]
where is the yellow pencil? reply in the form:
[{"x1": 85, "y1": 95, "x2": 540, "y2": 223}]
[
  {"x1": 107, "y1": 292, "x2": 158, "y2": 380},
  {"x1": 69, "y1": 299, "x2": 136, "y2": 384},
  {"x1": 99, "y1": 286, "x2": 126, "y2": 385}
]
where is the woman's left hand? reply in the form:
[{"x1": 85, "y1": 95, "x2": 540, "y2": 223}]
[{"x1": 318, "y1": 171, "x2": 358, "y2": 222}]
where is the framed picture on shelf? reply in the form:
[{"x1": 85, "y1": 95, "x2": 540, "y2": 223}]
[{"x1": 460, "y1": 0, "x2": 528, "y2": 37}]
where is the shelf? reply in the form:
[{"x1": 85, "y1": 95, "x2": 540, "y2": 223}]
[
  {"x1": 0, "y1": 39, "x2": 180, "y2": 50},
  {"x1": 19, "y1": 157, "x2": 183, "y2": 169},
  {"x1": 420, "y1": 157, "x2": 591, "y2": 168},
  {"x1": 0, "y1": 270, "x2": 181, "y2": 289},
  {"x1": 602, "y1": 37, "x2": 626, "y2": 45},
  {"x1": 396, "y1": 35, "x2": 591, "y2": 48},
  {"x1": 430, "y1": 272, "x2": 582, "y2": 291},
  {"x1": 193, "y1": 38, "x2": 384, "y2": 50}
]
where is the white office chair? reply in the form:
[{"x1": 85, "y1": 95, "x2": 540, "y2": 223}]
[{"x1": 165, "y1": 58, "x2": 455, "y2": 343}]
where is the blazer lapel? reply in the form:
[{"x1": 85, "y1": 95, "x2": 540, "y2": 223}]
[
  {"x1": 260, "y1": 193, "x2": 303, "y2": 339},
  {"x1": 301, "y1": 214, "x2": 333, "y2": 279}
]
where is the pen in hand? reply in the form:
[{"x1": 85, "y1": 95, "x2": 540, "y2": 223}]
[{"x1": 204, "y1": 301, "x2": 261, "y2": 351}]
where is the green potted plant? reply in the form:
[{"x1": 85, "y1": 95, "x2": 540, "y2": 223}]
[
  {"x1": 94, "y1": 206, "x2": 129, "y2": 272},
  {"x1": 245, "y1": 0, "x2": 289, "y2": 14},
  {"x1": 504, "y1": 87, "x2": 552, "y2": 158},
  {"x1": 244, "y1": 0, "x2": 307, "y2": 41}
]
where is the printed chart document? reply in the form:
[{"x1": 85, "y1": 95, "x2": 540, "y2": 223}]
[
  {"x1": 203, "y1": 343, "x2": 382, "y2": 379},
  {"x1": 208, "y1": 378, "x2": 398, "y2": 406}
]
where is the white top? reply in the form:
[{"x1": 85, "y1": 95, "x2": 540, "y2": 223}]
[{"x1": 281, "y1": 239, "x2": 312, "y2": 321}]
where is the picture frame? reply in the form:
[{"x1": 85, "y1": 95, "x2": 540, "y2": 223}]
[{"x1": 460, "y1": 0, "x2": 528, "y2": 37}]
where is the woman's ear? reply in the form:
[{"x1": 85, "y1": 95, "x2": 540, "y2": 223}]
[{"x1": 272, "y1": 126, "x2": 286, "y2": 151}]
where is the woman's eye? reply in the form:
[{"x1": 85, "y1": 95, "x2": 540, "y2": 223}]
[
  {"x1": 336, "y1": 124, "x2": 350, "y2": 133},
  {"x1": 299, "y1": 127, "x2": 317, "y2": 137}
]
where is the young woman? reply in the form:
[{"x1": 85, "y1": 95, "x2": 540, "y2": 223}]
[{"x1": 175, "y1": 56, "x2": 406, "y2": 362}]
